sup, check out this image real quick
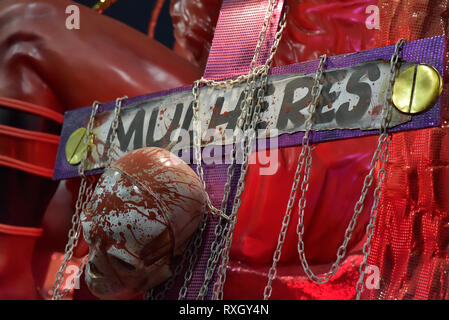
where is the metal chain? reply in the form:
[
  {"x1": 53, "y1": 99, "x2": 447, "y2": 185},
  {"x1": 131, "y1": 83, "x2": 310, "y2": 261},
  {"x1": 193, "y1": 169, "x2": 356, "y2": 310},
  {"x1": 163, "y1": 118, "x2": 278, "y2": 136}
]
[
  {"x1": 248, "y1": 0, "x2": 279, "y2": 72},
  {"x1": 296, "y1": 39, "x2": 405, "y2": 286},
  {"x1": 51, "y1": 101, "x2": 99, "y2": 300},
  {"x1": 191, "y1": 0, "x2": 286, "y2": 300},
  {"x1": 194, "y1": 74, "x2": 259, "y2": 299},
  {"x1": 192, "y1": 69, "x2": 257, "y2": 300},
  {"x1": 145, "y1": 212, "x2": 209, "y2": 300},
  {"x1": 194, "y1": 0, "x2": 280, "y2": 91},
  {"x1": 146, "y1": 62, "x2": 264, "y2": 300},
  {"x1": 199, "y1": 56, "x2": 265, "y2": 300},
  {"x1": 191, "y1": 0, "x2": 281, "y2": 220},
  {"x1": 213, "y1": 7, "x2": 289, "y2": 301},
  {"x1": 263, "y1": 54, "x2": 327, "y2": 299},
  {"x1": 143, "y1": 198, "x2": 203, "y2": 300},
  {"x1": 105, "y1": 96, "x2": 127, "y2": 167},
  {"x1": 263, "y1": 38, "x2": 405, "y2": 299},
  {"x1": 192, "y1": 3, "x2": 289, "y2": 300},
  {"x1": 193, "y1": 74, "x2": 255, "y2": 299},
  {"x1": 177, "y1": 212, "x2": 209, "y2": 299},
  {"x1": 355, "y1": 38, "x2": 405, "y2": 300},
  {"x1": 192, "y1": 85, "x2": 231, "y2": 222},
  {"x1": 52, "y1": 97, "x2": 126, "y2": 300}
]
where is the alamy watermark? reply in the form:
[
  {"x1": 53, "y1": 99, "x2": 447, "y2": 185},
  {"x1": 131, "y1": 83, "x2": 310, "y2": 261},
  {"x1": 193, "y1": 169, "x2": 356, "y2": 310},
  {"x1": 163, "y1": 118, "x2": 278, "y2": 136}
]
[
  {"x1": 65, "y1": 5, "x2": 80, "y2": 30},
  {"x1": 364, "y1": 265, "x2": 380, "y2": 290},
  {"x1": 365, "y1": 5, "x2": 380, "y2": 30},
  {"x1": 62, "y1": 265, "x2": 81, "y2": 291},
  {"x1": 163, "y1": 127, "x2": 280, "y2": 175}
]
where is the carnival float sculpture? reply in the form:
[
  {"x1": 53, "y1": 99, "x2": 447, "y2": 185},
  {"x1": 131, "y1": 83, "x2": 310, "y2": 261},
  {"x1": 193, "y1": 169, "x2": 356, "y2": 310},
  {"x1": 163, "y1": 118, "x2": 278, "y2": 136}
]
[{"x1": 0, "y1": 0, "x2": 448, "y2": 300}]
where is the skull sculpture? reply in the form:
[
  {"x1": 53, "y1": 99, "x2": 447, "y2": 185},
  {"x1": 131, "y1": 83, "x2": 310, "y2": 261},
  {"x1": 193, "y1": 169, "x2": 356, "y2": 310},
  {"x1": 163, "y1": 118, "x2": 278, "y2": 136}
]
[{"x1": 81, "y1": 147, "x2": 206, "y2": 299}]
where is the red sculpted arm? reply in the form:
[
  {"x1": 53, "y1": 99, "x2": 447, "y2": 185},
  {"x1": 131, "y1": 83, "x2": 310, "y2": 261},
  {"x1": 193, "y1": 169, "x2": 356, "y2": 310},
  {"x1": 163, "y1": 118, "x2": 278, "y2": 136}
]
[
  {"x1": 170, "y1": 0, "x2": 377, "y2": 69},
  {"x1": 0, "y1": 0, "x2": 201, "y2": 299}
]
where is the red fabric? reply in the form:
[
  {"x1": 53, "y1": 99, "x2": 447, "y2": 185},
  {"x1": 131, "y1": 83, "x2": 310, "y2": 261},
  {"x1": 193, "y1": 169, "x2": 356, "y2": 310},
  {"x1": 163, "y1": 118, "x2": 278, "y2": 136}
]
[
  {"x1": 1, "y1": 0, "x2": 443, "y2": 300},
  {"x1": 170, "y1": 0, "x2": 383, "y2": 299},
  {"x1": 0, "y1": 232, "x2": 41, "y2": 299},
  {"x1": 0, "y1": 97, "x2": 63, "y2": 124},
  {"x1": 220, "y1": 0, "x2": 449, "y2": 300},
  {"x1": 275, "y1": 0, "x2": 379, "y2": 66}
]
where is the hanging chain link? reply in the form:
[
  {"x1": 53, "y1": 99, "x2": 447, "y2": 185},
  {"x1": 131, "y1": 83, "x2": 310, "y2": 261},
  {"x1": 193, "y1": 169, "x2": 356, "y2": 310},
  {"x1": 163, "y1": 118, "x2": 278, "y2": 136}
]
[
  {"x1": 355, "y1": 38, "x2": 405, "y2": 300},
  {"x1": 51, "y1": 101, "x2": 99, "y2": 300},
  {"x1": 191, "y1": 0, "x2": 281, "y2": 223},
  {"x1": 297, "y1": 38, "x2": 404, "y2": 286},
  {"x1": 193, "y1": 63, "x2": 261, "y2": 299},
  {"x1": 263, "y1": 38, "x2": 406, "y2": 300},
  {"x1": 54, "y1": 0, "x2": 285, "y2": 301},
  {"x1": 52, "y1": 97, "x2": 126, "y2": 300},
  {"x1": 192, "y1": 84, "x2": 231, "y2": 222}
]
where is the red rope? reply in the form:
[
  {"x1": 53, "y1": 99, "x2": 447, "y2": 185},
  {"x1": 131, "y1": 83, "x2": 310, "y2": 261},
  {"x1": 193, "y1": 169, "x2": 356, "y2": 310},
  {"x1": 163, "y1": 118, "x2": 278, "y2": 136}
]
[{"x1": 148, "y1": 0, "x2": 165, "y2": 39}]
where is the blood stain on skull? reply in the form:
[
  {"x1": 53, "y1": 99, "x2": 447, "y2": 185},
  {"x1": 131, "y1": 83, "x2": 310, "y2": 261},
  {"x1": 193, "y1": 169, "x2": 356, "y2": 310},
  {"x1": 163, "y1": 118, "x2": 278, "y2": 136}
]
[{"x1": 82, "y1": 147, "x2": 207, "y2": 298}]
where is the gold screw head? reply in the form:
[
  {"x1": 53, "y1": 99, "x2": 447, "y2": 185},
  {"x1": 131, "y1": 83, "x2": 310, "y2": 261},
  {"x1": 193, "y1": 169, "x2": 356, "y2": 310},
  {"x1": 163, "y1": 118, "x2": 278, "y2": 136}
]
[
  {"x1": 392, "y1": 64, "x2": 443, "y2": 114},
  {"x1": 65, "y1": 127, "x2": 90, "y2": 165}
]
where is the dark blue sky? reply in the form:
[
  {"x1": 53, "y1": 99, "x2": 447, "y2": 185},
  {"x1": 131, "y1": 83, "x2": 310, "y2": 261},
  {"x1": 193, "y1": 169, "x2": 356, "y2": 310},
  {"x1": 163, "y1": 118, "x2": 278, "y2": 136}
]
[{"x1": 73, "y1": 0, "x2": 175, "y2": 49}]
